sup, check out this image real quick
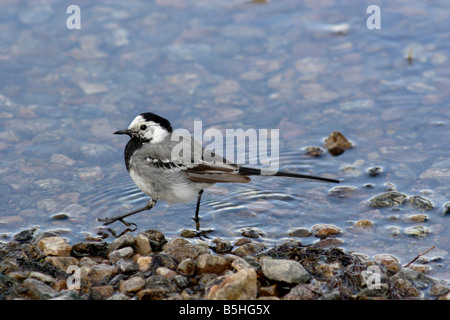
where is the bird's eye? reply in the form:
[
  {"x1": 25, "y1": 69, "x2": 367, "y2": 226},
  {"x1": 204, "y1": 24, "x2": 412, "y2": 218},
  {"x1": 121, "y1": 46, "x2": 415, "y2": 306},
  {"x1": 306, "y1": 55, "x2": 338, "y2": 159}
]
[{"x1": 140, "y1": 125, "x2": 147, "y2": 130}]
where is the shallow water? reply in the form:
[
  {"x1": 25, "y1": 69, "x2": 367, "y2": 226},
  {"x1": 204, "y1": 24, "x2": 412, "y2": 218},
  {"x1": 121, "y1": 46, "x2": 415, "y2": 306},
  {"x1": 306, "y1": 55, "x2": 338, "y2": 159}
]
[{"x1": 0, "y1": 0, "x2": 449, "y2": 281}]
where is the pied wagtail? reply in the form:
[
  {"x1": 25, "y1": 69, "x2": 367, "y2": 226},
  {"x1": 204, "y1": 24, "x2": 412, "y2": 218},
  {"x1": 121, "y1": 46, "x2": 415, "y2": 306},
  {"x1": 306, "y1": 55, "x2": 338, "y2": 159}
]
[{"x1": 98, "y1": 112, "x2": 340, "y2": 227}]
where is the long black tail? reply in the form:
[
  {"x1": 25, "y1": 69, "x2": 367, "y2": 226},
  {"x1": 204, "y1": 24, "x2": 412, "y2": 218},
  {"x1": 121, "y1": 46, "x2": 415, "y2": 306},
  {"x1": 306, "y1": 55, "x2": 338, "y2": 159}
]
[{"x1": 238, "y1": 166, "x2": 340, "y2": 183}]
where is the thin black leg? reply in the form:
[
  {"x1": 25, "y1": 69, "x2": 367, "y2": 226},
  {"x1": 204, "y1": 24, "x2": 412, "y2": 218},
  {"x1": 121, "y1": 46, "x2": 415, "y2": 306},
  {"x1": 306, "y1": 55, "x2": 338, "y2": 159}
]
[
  {"x1": 98, "y1": 198, "x2": 158, "y2": 226},
  {"x1": 193, "y1": 189, "x2": 204, "y2": 230}
]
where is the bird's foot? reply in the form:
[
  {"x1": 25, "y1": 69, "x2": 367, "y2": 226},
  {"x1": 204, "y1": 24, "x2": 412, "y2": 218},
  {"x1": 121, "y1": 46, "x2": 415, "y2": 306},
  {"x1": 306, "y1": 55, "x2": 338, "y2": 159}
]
[{"x1": 97, "y1": 216, "x2": 137, "y2": 228}]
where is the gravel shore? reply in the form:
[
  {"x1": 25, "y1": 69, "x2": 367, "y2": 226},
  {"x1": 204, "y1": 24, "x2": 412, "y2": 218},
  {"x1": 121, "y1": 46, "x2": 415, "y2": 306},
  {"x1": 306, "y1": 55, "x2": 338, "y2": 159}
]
[{"x1": 0, "y1": 228, "x2": 449, "y2": 300}]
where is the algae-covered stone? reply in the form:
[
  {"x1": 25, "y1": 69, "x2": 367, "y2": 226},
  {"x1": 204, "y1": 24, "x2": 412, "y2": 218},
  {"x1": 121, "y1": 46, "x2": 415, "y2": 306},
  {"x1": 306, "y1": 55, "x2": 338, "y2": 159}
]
[
  {"x1": 409, "y1": 195, "x2": 434, "y2": 210},
  {"x1": 404, "y1": 226, "x2": 431, "y2": 238},
  {"x1": 369, "y1": 192, "x2": 407, "y2": 207}
]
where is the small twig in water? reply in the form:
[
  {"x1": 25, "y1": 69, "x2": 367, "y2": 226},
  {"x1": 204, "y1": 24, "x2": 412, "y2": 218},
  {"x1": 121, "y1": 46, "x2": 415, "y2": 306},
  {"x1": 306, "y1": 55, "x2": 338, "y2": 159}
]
[
  {"x1": 406, "y1": 47, "x2": 414, "y2": 65},
  {"x1": 403, "y1": 245, "x2": 435, "y2": 268}
]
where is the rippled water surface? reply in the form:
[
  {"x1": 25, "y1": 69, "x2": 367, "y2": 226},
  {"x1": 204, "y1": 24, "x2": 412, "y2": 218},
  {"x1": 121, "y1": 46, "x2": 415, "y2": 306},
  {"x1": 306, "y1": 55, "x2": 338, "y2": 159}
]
[{"x1": 1, "y1": 0, "x2": 449, "y2": 281}]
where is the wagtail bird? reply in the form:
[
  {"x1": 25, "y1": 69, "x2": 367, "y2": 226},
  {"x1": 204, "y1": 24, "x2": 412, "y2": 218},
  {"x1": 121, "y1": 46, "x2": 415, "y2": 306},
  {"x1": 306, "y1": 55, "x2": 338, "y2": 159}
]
[{"x1": 98, "y1": 112, "x2": 340, "y2": 227}]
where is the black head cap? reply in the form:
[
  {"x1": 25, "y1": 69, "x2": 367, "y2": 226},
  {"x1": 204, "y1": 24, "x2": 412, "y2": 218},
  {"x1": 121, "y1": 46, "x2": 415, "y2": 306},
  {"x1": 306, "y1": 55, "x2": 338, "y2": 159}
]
[{"x1": 140, "y1": 112, "x2": 173, "y2": 133}]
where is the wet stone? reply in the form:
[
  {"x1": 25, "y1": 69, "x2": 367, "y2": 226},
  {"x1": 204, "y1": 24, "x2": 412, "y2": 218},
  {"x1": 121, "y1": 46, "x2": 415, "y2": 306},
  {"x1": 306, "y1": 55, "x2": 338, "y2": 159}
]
[
  {"x1": 45, "y1": 256, "x2": 78, "y2": 272},
  {"x1": 443, "y1": 202, "x2": 450, "y2": 215},
  {"x1": 28, "y1": 271, "x2": 56, "y2": 285},
  {"x1": 177, "y1": 258, "x2": 197, "y2": 276},
  {"x1": 90, "y1": 286, "x2": 114, "y2": 300},
  {"x1": 260, "y1": 258, "x2": 310, "y2": 284},
  {"x1": 374, "y1": 254, "x2": 401, "y2": 274},
  {"x1": 288, "y1": 227, "x2": 312, "y2": 237},
  {"x1": 142, "y1": 275, "x2": 176, "y2": 299},
  {"x1": 354, "y1": 220, "x2": 374, "y2": 228},
  {"x1": 120, "y1": 276, "x2": 146, "y2": 294},
  {"x1": 108, "y1": 247, "x2": 134, "y2": 263},
  {"x1": 369, "y1": 192, "x2": 407, "y2": 208},
  {"x1": 155, "y1": 267, "x2": 177, "y2": 280},
  {"x1": 429, "y1": 283, "x2": 450, "y2": 296},
  {"x1": 367, "y1": 166, "x2": 383, "y2": 177},
  {"x1": 37, "y1": 237, "x2": 71, "y2": 257},
  {"x1": 71, "y1": 242, "x2": 108, "y2": 258},
  {"x1": 313, "y1": 238, "x2": 344, "y2": 248},
  {"x1": 259, "y1": 284, "x2": 278, "y2": 297},
  {"x1": 282, "y1": 279, "x2": 323, "y2": 300},
  {"x1": 205, "y1": 268, "x2": 257, "y2": 300},
  {"x1": 404, "y1": 214, "x2": 429, "y2": 223},
  {"x1": 232, "y1": 241, "x2": 266, "y2": 257},
  {"x1": 211, "y1": 238, "x2": 233, "y2": 254},
  {"x1": 173, "y1": 275, "x2": 189, "y2": 289},
  {"x1": 231, "y1": 257, "x2": 255, "y2": 272},
  {"x1": 134, "y1": 234, "x2": 152, "y2": 255},
  {"x1": 115, "y1": 258, "x2": 139, "y2": 274},
  {"x1": 387, "y1": 226, "x2": 401, "y2": 237},
  {"x1": 408, "y1": 195, "x2": 434, "y2": 211},
  {"x1": 143, "y1": 230, "x2": 167, "y2": 252},
  {"x1": 409, "y1": 264, "x2": 432, "y2": 274},
  {"x1": 311, "y1": 224, "x2": 342, "y2": 238},
  {"x1": 329, "y1": 186, "x2": 357, "y2": 198},
  {"x1": 324, "y1": 131, "x2": 352, "y2": 156},
  {"x1": 136, "y1": 256, "x2": 153, "y2": 272},
  {"x1": 81, "y1": 264, "x2": 119, "y2": 286},
  {"x1": 303, "y1": 146, "x2": 324, "y2": 157},
  {"x1": 13, "y1": 228, "x2": 37, "y2": 243},
  {"x1": 107, "y1": 234, "x2": 135, "y2": 254},
  {"x1": 179, "y1": 229, "x2": 198, "y2": 238},
  {"x1": 234, "y1": 238, "x2": 252, "y2": 246},
  {"x1": 196, "y1": 254, "x2": 230, "y2": 275},
  {"x1": 163, "y1": 238, "x2": 209, "y2": 261},
  {"x1": 351, "y1": 220, "x2": 374, "y2": 233},
  {"x1": 22, "y1": 278, "x2": 58, "y2": 300},
  {"x1": 241, "y1": 228, "x2": 262, "y2": 238},
  {"x1": 50, "y1": 213, "x2": 70, "y2": 220},
  {"x1": 155, "y1": 252, "x2": 178, "y2": 270},
  {"x1": 404, "y1": 226, "x2": 431, "y2": 238}
]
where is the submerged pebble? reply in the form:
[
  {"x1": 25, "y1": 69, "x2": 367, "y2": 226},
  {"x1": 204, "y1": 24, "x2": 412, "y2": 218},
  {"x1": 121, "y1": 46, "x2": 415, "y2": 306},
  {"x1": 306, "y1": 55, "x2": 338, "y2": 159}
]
[
  {"x1": 404, "y1": 214, "x2": 429, "y2": 223},
  {"x1": 404, "y1": 226, "x2": 431, "y2": 238}
]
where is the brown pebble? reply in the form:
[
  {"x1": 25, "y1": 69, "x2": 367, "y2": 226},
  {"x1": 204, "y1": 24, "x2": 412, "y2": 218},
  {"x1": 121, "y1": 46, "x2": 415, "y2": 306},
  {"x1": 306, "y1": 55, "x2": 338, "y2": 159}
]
[
  {"x1": 324, "y1": 131, "x2": 352, "y2": 156},
  {"x1": 311, "y1": 224, "x2": 342, "y2": 238}
]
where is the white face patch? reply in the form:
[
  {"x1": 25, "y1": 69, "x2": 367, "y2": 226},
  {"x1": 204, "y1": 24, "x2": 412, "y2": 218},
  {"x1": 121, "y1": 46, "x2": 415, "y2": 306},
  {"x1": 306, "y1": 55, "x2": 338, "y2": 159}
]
[
  {"x1": 127, "y1": 115, "x2": 170, "y2": 143},
  {"x1": 128, "y1": 115, "x2": 145, "y2": 129}
]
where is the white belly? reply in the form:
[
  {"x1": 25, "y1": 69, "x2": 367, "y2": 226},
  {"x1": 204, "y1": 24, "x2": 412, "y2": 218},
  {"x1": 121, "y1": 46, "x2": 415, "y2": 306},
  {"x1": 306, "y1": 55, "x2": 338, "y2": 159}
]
[{"x1": 129, "y1": 168, "x2": 211, "y2": 204}]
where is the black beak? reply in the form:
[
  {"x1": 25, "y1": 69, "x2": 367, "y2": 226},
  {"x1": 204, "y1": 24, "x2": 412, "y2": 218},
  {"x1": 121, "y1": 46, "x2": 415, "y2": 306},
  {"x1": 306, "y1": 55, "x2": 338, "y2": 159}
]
[{"x1": 114, "y1": 129, "x2": 135, "y2": 136}]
